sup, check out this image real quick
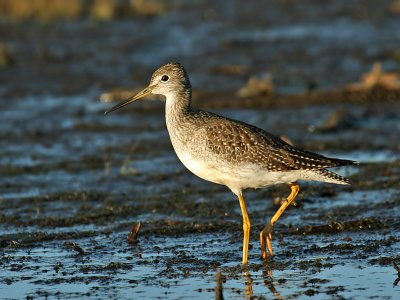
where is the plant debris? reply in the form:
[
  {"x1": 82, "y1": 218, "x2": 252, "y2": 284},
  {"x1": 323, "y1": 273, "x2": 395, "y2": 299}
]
[{"x1": 127, "y1": 222, "x2": 141, "y2": 245}]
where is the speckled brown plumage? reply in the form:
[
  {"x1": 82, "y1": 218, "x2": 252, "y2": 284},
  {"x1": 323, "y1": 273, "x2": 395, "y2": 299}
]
[{"x1": 203, "y1": 113, "x2": 355, "y2": 172}]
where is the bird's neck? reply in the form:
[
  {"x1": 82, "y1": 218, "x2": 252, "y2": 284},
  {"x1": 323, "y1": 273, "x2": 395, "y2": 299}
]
[{"x1": 165, "y1": 89, "x2": 192, "y2": 120}]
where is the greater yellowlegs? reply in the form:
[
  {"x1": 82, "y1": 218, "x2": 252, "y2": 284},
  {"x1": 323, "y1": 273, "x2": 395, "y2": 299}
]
[{"x1": 105, "y1": 62, "x2": 357, "y2": 265}]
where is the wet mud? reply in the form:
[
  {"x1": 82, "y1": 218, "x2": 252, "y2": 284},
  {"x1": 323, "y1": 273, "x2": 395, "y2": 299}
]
[{"x1": 1, "y1": 0, "x2": 400, "y2": 299}]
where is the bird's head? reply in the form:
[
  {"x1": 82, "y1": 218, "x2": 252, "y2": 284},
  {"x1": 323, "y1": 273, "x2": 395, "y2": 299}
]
[{"x1": 104, "y1": 62, "x2": 190, "y2": 115}]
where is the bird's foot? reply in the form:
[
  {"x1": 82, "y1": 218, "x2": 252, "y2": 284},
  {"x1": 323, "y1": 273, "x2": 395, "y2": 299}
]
[{"x1": 260, "y1": 223, "x2": 274, "y2": 260}]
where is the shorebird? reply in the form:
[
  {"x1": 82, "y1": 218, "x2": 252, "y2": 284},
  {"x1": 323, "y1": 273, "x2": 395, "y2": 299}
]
[{"x1": 104, "y1": 62, "x2": 357, "y2": 265}]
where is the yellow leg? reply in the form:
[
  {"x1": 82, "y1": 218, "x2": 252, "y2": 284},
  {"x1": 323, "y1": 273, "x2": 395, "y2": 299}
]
[
  {"x1": 260, "y1": 183, "x2": 300, "y2": 260},
  {"x1": 238, "y1": 193, "x2": 251, "y2": 265}
]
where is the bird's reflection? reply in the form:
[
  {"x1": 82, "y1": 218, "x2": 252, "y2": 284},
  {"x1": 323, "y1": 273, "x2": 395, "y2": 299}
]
[
  {"x1": 244, "y1": 269, "x2": 253, "y2": 296},
  {"x1": 243, "y1": 266, "x2": 282, "y2": 299},
  {"x1": 262, "y1": 268, "x2": 283, "y2": 299}
]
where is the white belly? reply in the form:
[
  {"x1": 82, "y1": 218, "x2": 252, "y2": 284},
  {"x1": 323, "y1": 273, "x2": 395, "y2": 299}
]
[
  {"x1": 176, "y1": 151, "x2": 227, "y2": 186},
  {"x1": 174, "y1": 150, "x2": 276, "y2": 195},
  {"x1": 174, "y1": 149, "x2": 327, "y2": 195}
]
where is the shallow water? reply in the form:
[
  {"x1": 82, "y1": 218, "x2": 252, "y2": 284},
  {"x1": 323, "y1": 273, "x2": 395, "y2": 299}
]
[
  {"x1": 2, "y1": 232, "x2": 400, "y2": 299},
  {"x1": 1, "y1": 95, "x2": 400, "y2": 299}
]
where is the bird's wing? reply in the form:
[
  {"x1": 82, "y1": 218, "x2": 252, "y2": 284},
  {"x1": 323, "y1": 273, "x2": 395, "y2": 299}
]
[{"x1": 204, "y1": 117, "x2": 353, "y2": 171}]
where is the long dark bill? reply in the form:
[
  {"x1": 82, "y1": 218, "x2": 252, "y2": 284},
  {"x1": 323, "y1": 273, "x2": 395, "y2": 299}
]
[{"x1": 104, "y1": 87, "x2": 152, "y2": 115}]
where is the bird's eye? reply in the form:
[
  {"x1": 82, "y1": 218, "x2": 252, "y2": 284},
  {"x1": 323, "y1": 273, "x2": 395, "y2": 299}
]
[{"x1": 161, "y1": 75, "x2": 169, "y2": 82}]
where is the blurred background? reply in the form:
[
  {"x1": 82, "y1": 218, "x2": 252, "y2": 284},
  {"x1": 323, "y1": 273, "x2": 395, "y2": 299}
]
[
  {"x1": 1, "y1": 0, "x2": 400, "y2": 299},
  {"x1": 1, "y1": 0, "x2": 400, "y2": 97}
]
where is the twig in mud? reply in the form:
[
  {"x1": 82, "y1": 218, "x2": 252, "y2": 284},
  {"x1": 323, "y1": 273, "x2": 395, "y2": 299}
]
[
  {"x1": 346, "y1": 62, "x2": 400, "y2": 91},
  {"x1": 7, "y1": 241, "x2": 20, "y2": 249},
  {"x1": 394, "y1": 277, "x2": 400, "y2": 288},
  {"x1": 120, "y1": 143, "x2": 140, "y2": 176},
  {"x1": 103, "y1": 149, "x2": 111, "y2": 176},
  {"x1": 35, "y1": 207, "x2": 40, "y2": 219},
  {"x1": 392, "y1": 260, "x2": 400, "y2": 273},
  {"x1": 64, "y1": 242, "x2": 84, "y2": 255},
  {"x1": 392, "y1": 259, "x2": 400, "y2": 287},
  {"x1": 215, "y1": 269, "x2": 224, "y2": 300},
  {"x1": 127, "y1": 222, "x2": 141, "y2": 245}
]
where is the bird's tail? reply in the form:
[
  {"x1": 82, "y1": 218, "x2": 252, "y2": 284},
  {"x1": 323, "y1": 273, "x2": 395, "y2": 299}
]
[
  {"x1": 329, "y1": 158, "x2": 359, "y2": 167},
  {"x1": 315, "y1": 169, "x2": 353, "y2": 185}
]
